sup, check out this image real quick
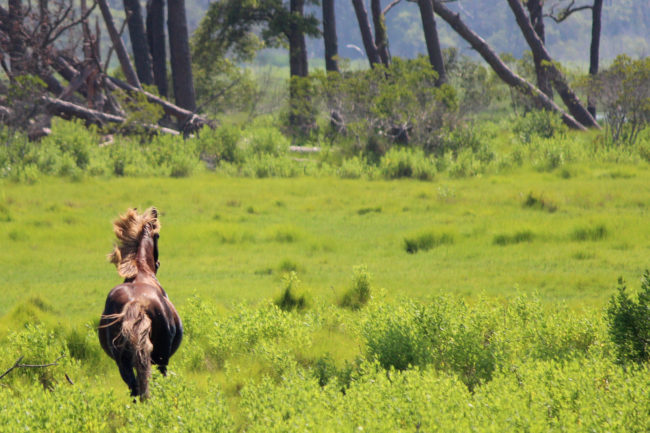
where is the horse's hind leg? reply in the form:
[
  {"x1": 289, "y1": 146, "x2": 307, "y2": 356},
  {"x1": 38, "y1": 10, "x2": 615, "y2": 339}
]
[{"x1": 116, "y1": 351, "x2": 139, "y2": 397}]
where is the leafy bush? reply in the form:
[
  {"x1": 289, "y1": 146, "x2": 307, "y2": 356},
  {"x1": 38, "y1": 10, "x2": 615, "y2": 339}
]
[
  {"x1": 315, "y1": 57, "x2": 459, "y2": 159},
  {"x1": 275, "y1": 272, "x2": 310, "y2": 312},
  {"x1": 493, "y1": 230, "x2": 535, "y2": 246},
  {"x1": 523, "y1": 191, "x2": 558, "y2": 212},
  {"x1": 571, "y1": 224, "x2": 608, "y2": 241},
  {"x1": 607, "y1": 271, "x2": 650, "y2": 364},
  {"x1": 339, "y1": 265, "x2": 372, "y2": 310},
  {"x1": 404, "y1": 230, "x2": 454, "y2": 253},
  {"x1": 196, "y1": 124, "x2": 243, "y2": 165},
  {"x1": 589, "y1": 55, "x2": 650, "y2": 146},
  {"x1": 512, "y1": 110, "x2": 568, "y2": 144},
  {"x1": 379, "y1": 147, "x2": 436, "y2": 180}
]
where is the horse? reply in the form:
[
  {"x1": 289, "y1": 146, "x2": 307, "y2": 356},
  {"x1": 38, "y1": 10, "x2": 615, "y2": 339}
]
[{"x1": 99, "y1": 207, "x2": 182, "y2": 400}]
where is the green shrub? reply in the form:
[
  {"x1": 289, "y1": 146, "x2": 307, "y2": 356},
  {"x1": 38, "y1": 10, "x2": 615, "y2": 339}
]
[
  {"x1": 241, "y1": 126, "x2": 290, "y2": 157},
  {"x1": 275, "y1": 272, "x2": 310, "y2": 312},
  {"x1": 513, "y1": 110, "x2": 567, "y2": 144},
  {"x1": 493, "y1": 230, "x2": 535, "y2": 246},
  {"x1": 379, "y1": 147, "x2": 436, "y2": 180},
  {"x1": 523, "y1": 192, "x2": 558, "y2": 212},
  {"x1": 404, "y1": 230, "x2": 454, "y2": 253},
  {"x1": 40, "y1": 118, "x2": 98, "y2": 170},
  {"x1": 196, "y1": 124, "x2": 243, "y2": 165},
  {"x1": 607, "y1": 271, "x2": 650, "y2": 364},
  {"x1": 339, "y1": 265, "x2": 372, "y2": 310},
  {"x1": 571, "y1": 224, "x2": 608, "y2": 241}
]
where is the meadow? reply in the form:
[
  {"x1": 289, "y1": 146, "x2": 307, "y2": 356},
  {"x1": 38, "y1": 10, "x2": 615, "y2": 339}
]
[
  {"x1": 1, "y1": 159, "x2": 650, "y2": 431},
  {"x1": 2, "y1": 111, "x2": 650, "y2": 431}
]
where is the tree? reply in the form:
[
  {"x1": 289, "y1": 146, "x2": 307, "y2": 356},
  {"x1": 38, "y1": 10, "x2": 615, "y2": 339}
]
[
  {"x1": 351, "y1": 0, "x2": 381, "y2": 68},
  {"x1": 506, "y1": 0, "x2": 599, "y2": 128},
  {"x1": 371, "y1": 0, "x2": 390, "y2": 66},
  {"x1": 548, "y1": 0, "x2": 604, "y2": 117},
  {"x1": 524, "y1": 0, "x2": 552, "y2": 98},
  {"x1": 431, "y1": 0, "x2": 586, "y2": 130},
  {"x1": 146, "y1": 0, "x2": 168, "y2": 97},
  {"x1": 414, "y1": 0, "x2": 446, "y2": 86},
  {"x1": 193, "y1": 0, "x2": 320, "y2": 130},
  {"x1": 168, "y1": 0, "x2": 196, "y2": 111},
  {"x1": 124, "y1": 0, "x2": 154, "y2": 85},
  {"x1": 322, "y1": 0, "x2": 339, "y2": 72}
]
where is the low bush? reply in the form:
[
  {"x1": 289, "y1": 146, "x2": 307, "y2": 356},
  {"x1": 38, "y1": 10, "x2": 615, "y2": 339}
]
[
  {"x1": 339, "y1": 265, "x2": 372, "y2": 310},
  {"x1": 404, "y1": 230, "x2": 455, "y2": 253},
  {"x1": 607, "y1": 271, "x2": 650, "y2": 364},
  {"x1": 275, "y1": 272, "x2": 311, "y2": 312},
  {"x1": 379, "y1": 147, "x2": 436, "y2": 180},
  {"x1": 493, "y1": 230, "x2": 535, "y2": 246},
  {"x1": 512, "y1": 110, "x2": 567, "y2": 144},
  {"x1": 571, "y1": 224, "x2": 608, "y2": 241}
]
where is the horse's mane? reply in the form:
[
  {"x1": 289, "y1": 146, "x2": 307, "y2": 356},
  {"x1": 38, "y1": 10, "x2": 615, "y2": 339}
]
[{"x1": 108, "y1": 207, "x2": 160, "y2": 279}]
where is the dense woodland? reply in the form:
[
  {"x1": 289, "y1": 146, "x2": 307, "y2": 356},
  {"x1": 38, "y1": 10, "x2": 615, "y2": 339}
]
[{"x1": 0, "y1": 0, "x2": 648, "y2": 142}]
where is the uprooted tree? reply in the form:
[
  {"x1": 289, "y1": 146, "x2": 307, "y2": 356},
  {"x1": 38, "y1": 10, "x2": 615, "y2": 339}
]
[{"x1": 0, "y1": 0, "x2": 208, "y2": 139}]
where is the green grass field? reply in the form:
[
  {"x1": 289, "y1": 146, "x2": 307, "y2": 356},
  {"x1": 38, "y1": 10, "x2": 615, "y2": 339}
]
[
  {"x1": 2, "y1": 165, "x2": 649, "y2": 325},
  {"x1": 2, "y1": 164, "x2": 650, "y2": 432}
]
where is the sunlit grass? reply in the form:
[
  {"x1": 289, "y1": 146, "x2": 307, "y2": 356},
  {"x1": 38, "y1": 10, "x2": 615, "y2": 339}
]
[{"x1": 1, "y1": 164, "x2": 649, "y2": 333}]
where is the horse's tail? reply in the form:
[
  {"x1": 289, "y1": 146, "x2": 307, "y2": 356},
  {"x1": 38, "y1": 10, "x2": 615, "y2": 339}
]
[{"x1": 103, "y1": 300, "x2": 153, "y2": 400}]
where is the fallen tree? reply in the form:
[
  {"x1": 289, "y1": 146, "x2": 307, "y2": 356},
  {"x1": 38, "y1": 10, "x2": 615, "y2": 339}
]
[
  {"x1": 0, "y1": 0, "x2": 210, "y2": 138},
  {"x1": 432, "y1": 0, "x2": 587, "y2": 130}
]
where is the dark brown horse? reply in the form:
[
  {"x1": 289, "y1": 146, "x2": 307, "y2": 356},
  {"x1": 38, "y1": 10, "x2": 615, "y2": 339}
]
[{"x1": 99, "y1": 207, "x2": 182, "y2": 400}]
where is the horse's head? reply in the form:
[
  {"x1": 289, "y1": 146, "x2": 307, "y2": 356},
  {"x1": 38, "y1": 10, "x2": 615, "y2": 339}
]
[{"x1": 109, "y1": 207, "x2": 161, "y2": 279}]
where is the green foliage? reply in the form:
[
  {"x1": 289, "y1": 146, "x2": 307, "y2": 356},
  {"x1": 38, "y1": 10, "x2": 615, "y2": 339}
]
[
  {"x1": 275, "y1": 272, "x2": 310, "y2": 312},
  {"x1": 379, "y1": 147, "x2": 436, "y2": 180},
  {"x1": 607, "y1": 271, "x2": 650, "y2": 364},
  {"x1": 339, "y1": 265, "x2": 372, "y2": 310},
  {"x1": 523, "y1": 191, "x2": 558, "y2": 212},
  {"x1": 590, "y1": 55, "x2": 650, "y2": 146},
  {"x1": 404, "y1": 230, "x2": 455, "y2": 254},
  {"x1": 571, "y1": 224, "x2": 608, "y2": 242},
  {"x1": 493, "y1": 230, "x2": 535, "y2": 246},
  {"x1": 513, "y1": 110, "x2": 568, "y2": 144},
  {"x1": 112, "y1": 89, "x2": 165, "y2": 137},
  {"x1": 2, "y1": 75, "x2": 47, "y2": 134},
  {"x1": 196, "y1": 124, "x2": 243, "y2": 166},
  {"x1": 315, "y1": 57, "x2": 459, "y2": 159}
]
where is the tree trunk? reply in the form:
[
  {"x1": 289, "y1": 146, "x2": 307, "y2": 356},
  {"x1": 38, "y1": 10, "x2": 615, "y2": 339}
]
[
  {"x1": 371, "y1": 0, "x2": 390, "y2": 67},
  {"x1": 97, "y1": 0, "x2": 141, "y2": 88},
  {"x1": 7, "y1": 0, "x2": 26, "y2": 76},
  {"x1": 167, "y1": 0, "x2": 196, "y2": 111},
  {"x1": 351, "y1": 0, "x2": 381, "y2": 68},
  {"x1": 417, "y1": 0, "x2": 446, "y2": 86},
  {"x1": 124, "y1": 0, "x2": 153, "y2": 85},
  {"x1": 506, "y1": 0, "x2": 599, "y2": 128},
  {"x1": 289, "y1": 0, "x2": 309, "y2": 79},
  {"x1": 146, "y1": 0, "x2": 168, "y2": 97},
  {"x1": 322, "y1": 0, "x2": 339, "y2": 72},
  {"x1": 288, "y1": 0, "x2": 313, "y2": 133},
  {"x1": 431, "y1": 1, "x2": 586, "y2": 130},
  {"x1": 525, "y1": 0, "x2": 553, "y2": 99},
  {"x1": 588, "y1": 0, "x2": 603, "y2": 117}
]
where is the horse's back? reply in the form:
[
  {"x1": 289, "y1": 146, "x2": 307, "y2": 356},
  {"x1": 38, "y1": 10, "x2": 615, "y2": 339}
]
[{"x1": 99, "y1": 282, "x2": 182, "y2": 362}]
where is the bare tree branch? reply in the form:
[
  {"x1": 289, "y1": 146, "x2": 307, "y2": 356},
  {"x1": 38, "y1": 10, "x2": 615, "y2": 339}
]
[
  {"x1": 0, "y1": 355, "x2": 65, "y2": 381},
  {"x1": 47, "y1": 1, "x2": 97, "y2": 46},
  {"x1": 383, "y1": 0, "x2": 403, "y2": 15},
  {"x1": 547, "y1": 0, "x2": 592, "y2": 23}
]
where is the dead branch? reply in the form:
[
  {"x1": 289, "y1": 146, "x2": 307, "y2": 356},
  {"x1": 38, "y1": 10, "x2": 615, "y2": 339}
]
[
  {"x1": 383, "y1": 0, "x2": 402, "y2": 15},
  {"x1": 0, "y1": 355, "x2": 65, "y2": 381},
  {"x1": 43, "y1": 95, "x2": 180, "y2": 135},
  {"x1": 96, "y1": 0, "x2": 141, "y2": 88},
  {"x1": 547, "y1": 0, "x2": 592, "y2": 23},
  {"x1": 107, "y1": 76, "x2": 212, "y2": 132}
]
